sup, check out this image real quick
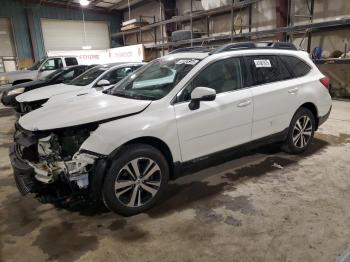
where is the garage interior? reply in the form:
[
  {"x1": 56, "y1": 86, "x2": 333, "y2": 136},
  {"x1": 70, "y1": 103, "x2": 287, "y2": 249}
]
[{"x1": 0, "y1": 0, "x2": 350, "y2": 261}]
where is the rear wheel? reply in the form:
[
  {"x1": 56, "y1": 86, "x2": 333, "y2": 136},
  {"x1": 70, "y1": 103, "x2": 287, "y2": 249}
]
[
  {"x1": 102, "y1": 144, "x2": 169, "y2": 216},
  {"x1": 283, "y1": 108, "x2": 316, "y2": 154}
]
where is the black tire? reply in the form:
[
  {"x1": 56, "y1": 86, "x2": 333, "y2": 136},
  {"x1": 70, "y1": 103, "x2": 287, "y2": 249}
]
[
  {"x1": 283, "y1": 107, "x2": 316, "y2": 154},
  {"x1": 102, "y1": 144, "x2": 169, "y2": 216}
]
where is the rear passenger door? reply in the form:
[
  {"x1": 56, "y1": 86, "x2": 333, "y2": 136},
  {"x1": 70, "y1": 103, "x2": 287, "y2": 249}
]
[{"x1": 246, "y1": 55, "x2": 297, "y2": 140}]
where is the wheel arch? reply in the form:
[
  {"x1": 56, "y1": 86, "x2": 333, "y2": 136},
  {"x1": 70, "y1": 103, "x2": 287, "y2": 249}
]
[
  {"x1": 114, "y1": 136, "x2": 175, "y2": 179},
  {"x1": 298, "y1": 102, "x2": 319, "y2": 130}
]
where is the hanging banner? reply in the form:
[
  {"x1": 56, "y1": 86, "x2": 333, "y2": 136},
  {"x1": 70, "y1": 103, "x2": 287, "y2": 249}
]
[{"x1": 46, "y1": 44, "x2": 145, "y2": 65}]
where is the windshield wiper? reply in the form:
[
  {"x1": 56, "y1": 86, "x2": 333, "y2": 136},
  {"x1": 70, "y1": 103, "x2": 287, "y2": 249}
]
[{"x1": 112, "y1": 90, "x2": 155, "y2": 100}]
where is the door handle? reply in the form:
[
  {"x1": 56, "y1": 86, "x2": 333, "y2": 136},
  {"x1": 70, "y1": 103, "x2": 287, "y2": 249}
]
[
  {"x1": 288, "y1": 88, "x2": 299, "y2": 94},
  {"x1": 237, "y1": 100, "x2": 252, "y2": 108}
]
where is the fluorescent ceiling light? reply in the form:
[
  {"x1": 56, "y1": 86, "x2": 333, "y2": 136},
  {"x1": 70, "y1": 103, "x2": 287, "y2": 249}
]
[
  {"x1": 80, "y1": 0, "x2": 90, "y2": 6},
  {"x1": 82, "y1": 45, "x2": 92, "y2": 50}
]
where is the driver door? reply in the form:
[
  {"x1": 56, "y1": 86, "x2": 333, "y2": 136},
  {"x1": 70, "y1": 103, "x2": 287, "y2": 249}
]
[
  {"x1": 38, "y1": 58, "x2": 63, "y2": 79},
  {"x1": 173, "y1": 57, "x2": 253, "y2": 162}
]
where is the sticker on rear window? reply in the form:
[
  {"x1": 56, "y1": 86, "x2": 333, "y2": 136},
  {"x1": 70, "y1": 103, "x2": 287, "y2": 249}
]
[
  {"x1": 176, "y1": 59, "x2": 200, "y2": 65},
  {"x1": 254, "y1": 59, "x2": 272, "y2": 68}
]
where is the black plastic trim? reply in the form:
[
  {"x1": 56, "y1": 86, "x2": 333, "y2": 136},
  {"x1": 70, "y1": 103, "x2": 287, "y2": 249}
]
[
  {"x1": 318, "y1": 106, "x2": 332, "y2": 128},
  {"x1": 172, "y1": 128, "x2": 288, "y2": 179},
  {"x1": 89, "y1": 158, "x2": 109, "y2": 201}
]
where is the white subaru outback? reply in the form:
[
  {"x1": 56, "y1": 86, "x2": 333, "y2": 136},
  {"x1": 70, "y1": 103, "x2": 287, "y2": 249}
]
[{"x1": 10, "y1": 42, "x2": 332, "y2": 216}]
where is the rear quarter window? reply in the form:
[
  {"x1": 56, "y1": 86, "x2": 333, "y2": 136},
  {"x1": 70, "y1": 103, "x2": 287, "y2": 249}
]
[
  {"x1": 247, "y1": 55, "x2": 292, "y2": 86},
  {"x1": 280, "y1": 55, "x2": 311, "y2": 78}
]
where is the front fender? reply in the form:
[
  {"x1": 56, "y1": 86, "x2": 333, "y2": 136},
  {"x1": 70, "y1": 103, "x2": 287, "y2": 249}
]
[{"x1": 80, "y1": 105, "x2": 182, "y2": 162}]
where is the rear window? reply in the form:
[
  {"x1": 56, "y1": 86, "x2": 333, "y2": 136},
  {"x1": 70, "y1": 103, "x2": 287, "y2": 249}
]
[
  {"x1": 65, "y1": 57, "x2": 78, "y2": 66},
  {"x1": 280, "y1": 55, "x2": 311, "y2": 78}
]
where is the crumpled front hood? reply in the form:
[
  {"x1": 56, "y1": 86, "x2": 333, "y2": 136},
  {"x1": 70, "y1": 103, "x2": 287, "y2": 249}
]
[
  {"x1": 18, "y1": 92, "x2": 151, "y2": 131},
  {"x1": 43, "y1": 88, "x2": 99, "y2": 107},
  {"x1": 16, "y1": 83, "x2": 87, "y2": 103}
]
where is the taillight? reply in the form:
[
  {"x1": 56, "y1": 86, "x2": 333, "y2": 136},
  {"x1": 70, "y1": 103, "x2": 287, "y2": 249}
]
[{"x1": 320, "y1": 77, "x2": 330, "y2": 89}]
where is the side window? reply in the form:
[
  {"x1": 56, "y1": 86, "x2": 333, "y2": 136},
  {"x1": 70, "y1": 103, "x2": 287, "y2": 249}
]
[
  {"x1": 179, "y1": 57, "x2": 243, "y2": 102},
  {"x1": 248, "y1": 55, "x2": 292, "y2": 86},
  {"x1": 73, "y1": 67, "x2": 86, "y2": 78},
  {"x1": 65, "y1": 57, "x2": 78, "y2": 66},
  {"x1": 61, "y1": 69, "x2": 75, "y2": 81},
  {"x1": 102, "y1": 67, "x2": 133, "y2": 85},
  {"x1": 41, "y1": 58, "x2": 63, "y2": 71},
  {"x1": 280, "y1": 56, "x2": 311, "y2": 78}
]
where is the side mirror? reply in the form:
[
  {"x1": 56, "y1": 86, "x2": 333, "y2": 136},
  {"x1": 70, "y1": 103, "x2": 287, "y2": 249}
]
[
  {"x1": 96, "y1": 79, "x2": 111, "y2": 87},
  {"x1": 189, "y1": 87, "x2": 216, "y2": 110}
]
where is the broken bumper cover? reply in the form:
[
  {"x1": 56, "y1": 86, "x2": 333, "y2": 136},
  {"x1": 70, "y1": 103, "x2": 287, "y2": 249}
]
[
  {"x1": 9, "y1": 142, "x2": 108, "y2": 203},
  {"x1": 9, "y1": 144, "x2": 38, "y2": 195}
]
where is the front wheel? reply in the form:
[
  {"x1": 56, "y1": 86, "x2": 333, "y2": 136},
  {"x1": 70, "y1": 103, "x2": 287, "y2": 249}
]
[
  {"x1": 283, "y1": 108, "x2": 316, "y2": 154},
  {"x1": 102, "y1": 144, "x2": 169, "y2": 216}
]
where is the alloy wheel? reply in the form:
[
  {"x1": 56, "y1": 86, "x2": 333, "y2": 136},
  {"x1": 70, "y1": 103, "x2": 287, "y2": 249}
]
[
  {"x1": 292, "y1": 115, "x2": 313, "y2": 149},
  {"x1": 114, "y1": 157, "x2": 162, "y2": 208}
]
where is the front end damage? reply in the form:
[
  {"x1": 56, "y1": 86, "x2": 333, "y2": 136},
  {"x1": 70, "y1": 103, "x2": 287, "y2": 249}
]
[{"x1": 10, "y1": 124, "x2": 107, "y2": 205}]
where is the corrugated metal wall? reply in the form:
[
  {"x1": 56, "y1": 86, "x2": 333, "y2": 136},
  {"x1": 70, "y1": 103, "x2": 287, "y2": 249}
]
[{"x1": 0, "y1": 0, "x2": 121, "y2": 63}]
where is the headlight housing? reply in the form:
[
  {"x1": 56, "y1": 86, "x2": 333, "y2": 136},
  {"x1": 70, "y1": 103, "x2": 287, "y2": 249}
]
[
  {"x1": 0, "y1": 76, "x2": 9, "y2": 85},
  {"x1": 7, "y1": 87, "x2": 25, "y2": 96}
]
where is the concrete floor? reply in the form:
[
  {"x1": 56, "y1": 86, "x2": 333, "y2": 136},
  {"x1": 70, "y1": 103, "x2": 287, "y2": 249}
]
[{"x1": 0, "y1": 101, "x2": 350, "y2": 262}]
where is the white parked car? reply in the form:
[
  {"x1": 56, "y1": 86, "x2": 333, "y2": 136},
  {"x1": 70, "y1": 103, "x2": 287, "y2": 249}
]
[
  {"x1": 10, "y1": 42, "x2": 332, "y2": 216},
  {"x1": 0, "y1": 56, "x2": 79, "y2": 86},
  {"x1": 15, "y1": 62, "x2": 145, "y2": 114}
]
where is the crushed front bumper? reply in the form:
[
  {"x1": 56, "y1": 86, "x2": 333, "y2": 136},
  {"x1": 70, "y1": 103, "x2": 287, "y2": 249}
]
[
  {"x1": 9, "y1": 144, "x2": 39, "y2": 195},
  {"x1": 9, "y1": 142, "x2": 108, "y2": 204}
]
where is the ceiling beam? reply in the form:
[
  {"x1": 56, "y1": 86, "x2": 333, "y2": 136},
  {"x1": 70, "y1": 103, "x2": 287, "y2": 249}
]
[
  {"x1": 31, "y1": 0, "x2": 119, "y2": 13},
  {"x1": 109, "y1": 0, "x2": 149, "y2": 11}
]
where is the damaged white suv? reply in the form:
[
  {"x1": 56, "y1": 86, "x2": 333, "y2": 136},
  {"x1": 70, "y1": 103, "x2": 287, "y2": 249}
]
[{"x1": 10, "y1": 42, "x2": 332, "y2": 216}]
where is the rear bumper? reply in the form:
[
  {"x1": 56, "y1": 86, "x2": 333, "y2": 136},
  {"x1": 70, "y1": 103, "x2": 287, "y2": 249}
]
[{"x1": 318, "y1": 106, "x2": 332, "y2": 128}]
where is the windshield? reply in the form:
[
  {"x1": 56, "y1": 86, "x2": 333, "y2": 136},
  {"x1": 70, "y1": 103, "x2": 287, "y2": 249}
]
[
  {"x1": 28, "y1": 58, "x2": 46, "y2": 70},
  {"x1": 108, "y1": 57, "x2": 200, "y2": 100},
  {"x1": 70, "y1": 66, "x2": 108, "y2": 86}
]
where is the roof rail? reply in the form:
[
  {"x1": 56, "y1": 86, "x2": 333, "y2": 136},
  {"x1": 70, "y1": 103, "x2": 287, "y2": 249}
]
[
  {"x1": 210, "y1": 41, "x2": 297, "y2": 54},
  {"x1": 169, "y1": 46, "x2": 214, "y2": 54}
]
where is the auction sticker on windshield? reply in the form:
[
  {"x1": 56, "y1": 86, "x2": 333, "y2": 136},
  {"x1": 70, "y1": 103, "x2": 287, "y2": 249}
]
[{"x1": 176, "y1": 59, "x2": 200, "y2": 65}]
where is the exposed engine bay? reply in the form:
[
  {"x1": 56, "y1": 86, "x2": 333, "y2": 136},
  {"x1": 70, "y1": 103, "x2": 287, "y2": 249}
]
[{"x1": 12, "y1": 123, "x2": 103, "y2": 204}]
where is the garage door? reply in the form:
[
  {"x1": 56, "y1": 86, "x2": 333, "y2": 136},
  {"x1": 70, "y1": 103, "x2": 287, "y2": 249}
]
[{"x1": 41, "y1": 18, "x2": 110, "y2": 51}]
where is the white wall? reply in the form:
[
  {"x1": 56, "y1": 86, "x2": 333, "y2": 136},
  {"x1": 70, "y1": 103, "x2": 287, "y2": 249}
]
[{"x1": 41, "y1": 18, "x2": 110, "y2": 51}]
